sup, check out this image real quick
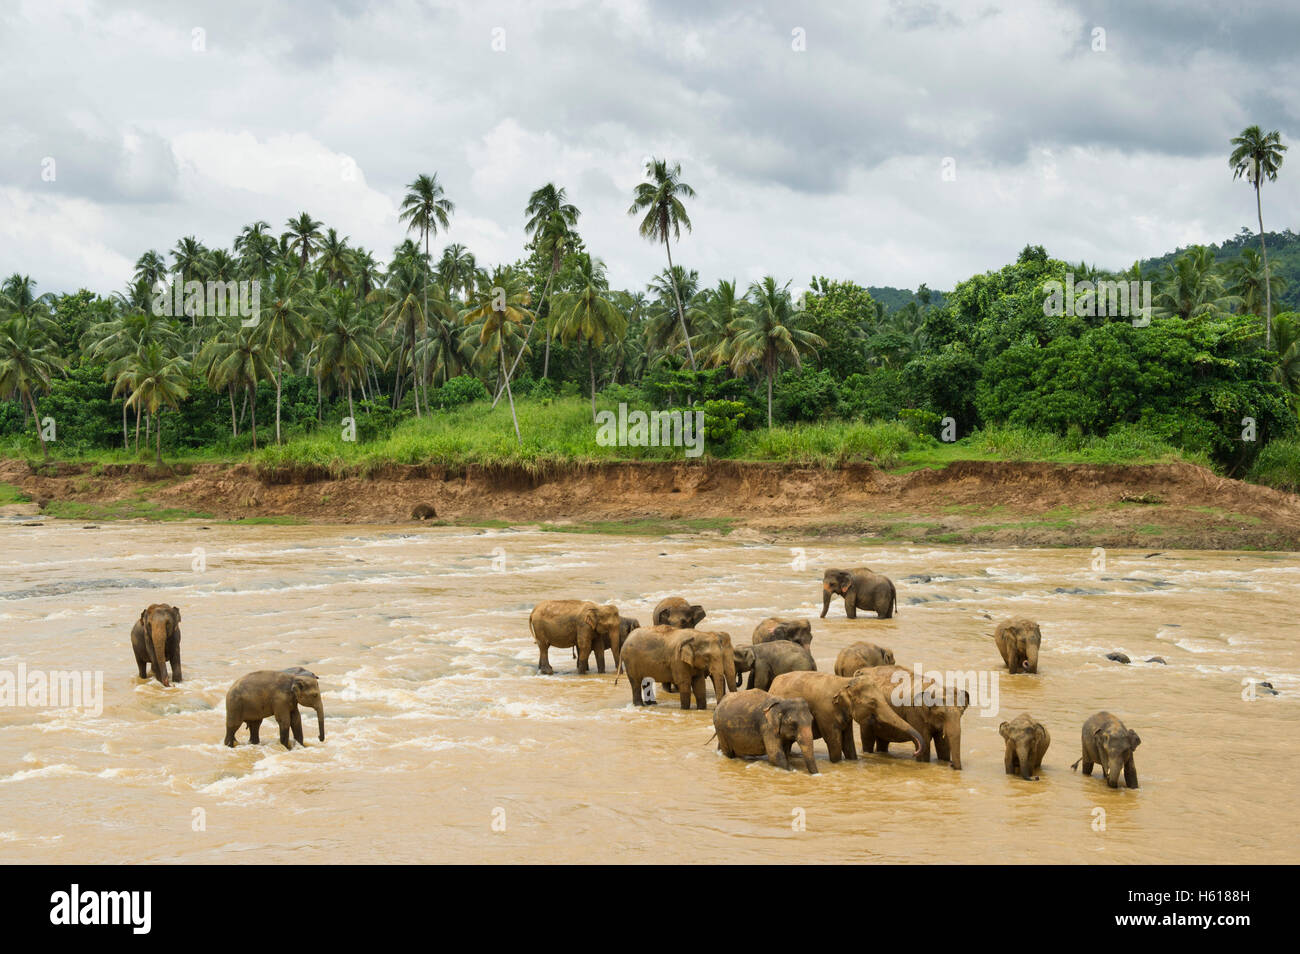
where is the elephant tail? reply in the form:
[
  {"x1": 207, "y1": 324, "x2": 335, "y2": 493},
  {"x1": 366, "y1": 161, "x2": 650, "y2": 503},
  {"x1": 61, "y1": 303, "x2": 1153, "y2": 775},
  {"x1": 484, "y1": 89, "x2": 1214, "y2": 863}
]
[
  {"x1": 613, "y1": 656, "x2": 625, "y2": 685},
  {"x1": 1070, "y1": 756, "x2": 1083, "y2": 771},
  {"x1": 892, "y1": 585, "x2": 898, "y2": 616},
  {"x1": 703, "y1": 730, "x2": 717, "y2": 745}
]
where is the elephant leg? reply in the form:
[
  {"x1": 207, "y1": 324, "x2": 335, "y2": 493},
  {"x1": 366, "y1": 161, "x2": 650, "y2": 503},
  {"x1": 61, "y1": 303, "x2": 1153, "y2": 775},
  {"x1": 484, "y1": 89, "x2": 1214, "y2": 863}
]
[
  {"x1": 916, "y1": 725, "x2": 933, "y2": 762},
  {"x1": 845, "y1": 597, "x2": 857, "y2": 620},
  {"x1": 275, "y1": 711, "x2": 293, "y2": 749},
  {"x1": 860, "y1": 721, "x2": 873, "y2": 753},
  {"x1": 840, "y1": 721, "x2": 858, "y2": 761},
  {"x1": 934, "y1": 731, "x2": 951, "y2": 762},
  {"x1": 537, "y1": 642, "x2": 554, "y2": 675},
  {"x1": 630, "y1": 673, "x2": 644, "y2": 706},
  {"x1": 824, "y1": 719, "x2": 844, "y2": 762},
  {"x1": 247, "y1": 719, "x2": 262, "y2": 744},
  {"x1": 678, "y1": 682, "x2": 692, "y2": 709},
  {"x1": 691, "y1": 674, "x2": 707, "y2": 710},
  {"x1": 594, "y1": 645, "x2": 607, "y2": 674},
  {"x1": 290, "y1": 709, "x2": 305, "y2": 746},
  {"x1": 575, "y1": 635, "x2": 593, "y2": 675},
  {"x1": 1004, "y1": 744, "x2": 1016, "y2": 775},
  {"x1": 224, "y1": 716, "x2": 239, "y2": 747},
  {"x1": 170, "y1": 646, "x2": 182, "y2": 683},
  {"x1": 136, "y1": 657, "x2": 148, "y2": 680}
]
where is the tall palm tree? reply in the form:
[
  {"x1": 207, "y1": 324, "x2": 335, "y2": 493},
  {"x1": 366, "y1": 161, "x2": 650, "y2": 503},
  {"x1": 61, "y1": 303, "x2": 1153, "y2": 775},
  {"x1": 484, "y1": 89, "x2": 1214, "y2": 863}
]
[
  {"x1": 644, "y1": 265, "x2": 701, "y2": 363},
  {"x1": 1270, "y1": 312, "x2": 1300, "y2": 411},
  {"x1": 170, "y1": 236, "x2": 209, "y2": 282},
  {"x1": 369, "y1": 252, "x2": 427, "y2": 412},
  {"x1": 1230, "y1": 126, "x2": 1287, "y2": 347},
  {"x1": 1153, "y1": 247, "x2": 1235, "y2": 320},
  {"x1": 196, "y1": 318, "x2": 272, "y2": 449},
  {"x1": 524, "y1": 183, "x2": 581, "y2": 380},
  {"x1": 728, "y1": 277, "x2": 825, "y2": 427},
  {"x1": 83, "y1": 308, "x2": 182, "y2": 447},
  {"x1": 349, "y1": 247, "x2": 382, "y2": 300},
  {"x1": 437, "y1": 243, "x2": 476, "y2": 301},
  {"x1": 256, "y1": 265, "x2": 309, "y2": 443},
  {"x1": 235, "y1": 221, "x2": 278, "y2": 278},
  {"x1": 133, "y1": 251, "x2": 169, "y2": 291},
  {"x1": 314, "y1": 228, "x2": 352, "y2": 286},
  {"x1": 1227, "y1": 248, "x2": 1287, "y2": 318},
  {"x1": 629, "y1": 158, "x2": 698, "y2": 369},
  {"x1": 121, "y1": 342, "x2": 190, "y2": 465},
  {"x1": 399, "y1": 173, "x2": 455, "y2": 416},
  {"x1": 691, "y1": 279, "x2": 748, "y2": 368},
  {"x1": 313, "y1": 290, "x2": 384, "y2": 420},
  {"x1": 283, "y1": 212, "x2": 324, "y2": 270},
  {"x1": 552, "y1": 254, "x2": 627, "y2": 421},
  {"x1": 461, "y1": 267, "x2": 532, "y2": 443},
  {"x1": 0, "y1": 313, "x2": 62, "y2": 459}
]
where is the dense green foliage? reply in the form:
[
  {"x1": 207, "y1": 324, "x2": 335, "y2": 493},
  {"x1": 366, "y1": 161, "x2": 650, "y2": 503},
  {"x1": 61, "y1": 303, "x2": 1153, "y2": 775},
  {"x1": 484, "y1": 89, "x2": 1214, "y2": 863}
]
[{"x1": 2, "y1": 156, "x2": 1298, "y2": 491}]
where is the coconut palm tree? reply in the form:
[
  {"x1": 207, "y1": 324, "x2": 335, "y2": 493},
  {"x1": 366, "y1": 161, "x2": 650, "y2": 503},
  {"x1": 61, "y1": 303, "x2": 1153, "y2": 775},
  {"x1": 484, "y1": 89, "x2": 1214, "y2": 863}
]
[
  {"x1": 629, "y1": 157, "x2": 698, "y2": 369},
  {"x1": 133, "y1": 251, "x2": 169, "y2": 291},
  {"x1": 1230, "y1": 126, "x2": 1288, "y2": 347},
  {"x1": 0, "y1": 312, "x2": 62, "y2": 459},
  {"x1": 399, "y1": 173, "x2": 455, "y2": 415},
  {"x1": 690, "y1": 279, "x2": 748, "y2": 368},
  {"x1": 82, "y1": 308, "x2": 182, "y2": 447},
  {"x1": 283, "y1": 212, "x2": 324, "y2": 270},
  {"x1": 170, "y1": 236, "x2": 209, "y2": 282},
  {"x1": 196, "y1": 317, "x2": 273, "y2": 449},
  {"x1": 121, "y1": 342, "x2": 190, "y2": 465},
  {"x1": 235, "y1": 221, "x2": 278, "y2": 279},
  {"x1": 256, "y1": 265, "x2": 309, "y2": 443},
  {"x1": 1153, "y1": 247, "x2": 1236, "y2": 320},
  {"x1": 369, "y1": 251, "x2": 428, "y2": 412},
  {"x1": 461, "y1": 267, "x2": 532, "y2": 443},
  {"x1": 728, "y1": 277, "x2": 826, "y2": 427},
  {"x1": 644, "y1": 265, "x2": 701, "y2": 364},
  {"x1": 1227, "y1": 247, "x2": 1286, "y2": 318},
  {"x1": 523, "y1": 183, "x2": 581, "y2": 380},
  {"x1": 317, "y1": 228, "x2": 353, "y2": 286},
  {"x1": 552, "y1": 254, "x2": 627, "y2": 421},
  {"x1": 349, "y1": 247, "x2": 382, "y2": 300},
  {"x1": 313, "y1": 290, "x2": 384, "y2": 420}
]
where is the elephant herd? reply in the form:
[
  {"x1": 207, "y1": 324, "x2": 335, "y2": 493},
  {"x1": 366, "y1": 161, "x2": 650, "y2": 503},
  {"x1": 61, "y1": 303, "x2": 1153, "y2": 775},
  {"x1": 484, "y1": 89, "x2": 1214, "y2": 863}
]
[
  {"x1": 530, "y1": 567, "x2": 1143, "y2": 789},
  {"x1": 128, "y1": 601, "x2": 326, "y2": 750}
]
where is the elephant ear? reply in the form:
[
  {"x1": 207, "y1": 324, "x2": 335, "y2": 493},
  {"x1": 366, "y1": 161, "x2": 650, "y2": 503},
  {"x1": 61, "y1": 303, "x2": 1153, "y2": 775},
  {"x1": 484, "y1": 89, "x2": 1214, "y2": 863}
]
[
  {"x1": 832, "y1": 687, "x2": 851, "y2": 712},
  {"x1": 171, "y1": 606, "x2": 182, "y2": 626},
  {"x1": 998, "y1": 721, "x2": 1010, "y2": 738},
  {"x1": 139, "y1": 609, "x2": 148, "y2": 625},
  {"x1": 677, "y1": 637, "x2": 696, "y2": 667},
  {"x1": 582, "y1": 607, "x2": 598, "y2": 629},
  {"x1": 653, "y1": 606, "x2": 668, "y2": 626},
  {"x1": 1128, "y1": 729, "x2": 1141, "y2": 749},
  {"x1": 955, "y1": 689, "x2": 971, "y2": 711},
  {"x1": 690, "y1": 605, "x2": 707, "y2": 625}
]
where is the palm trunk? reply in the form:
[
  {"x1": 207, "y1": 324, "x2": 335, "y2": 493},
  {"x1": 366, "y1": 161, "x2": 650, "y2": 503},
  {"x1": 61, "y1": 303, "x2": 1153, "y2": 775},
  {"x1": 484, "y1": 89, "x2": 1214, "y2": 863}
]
[
  {"x1": 154, "y1": 412, "x2": 162, "y2": 465},
  {"x1": 274, "y1": 355, "x2": 283, "y2": 444},
  {"x1": 228, "y1": 384, "x2": 238, "y2": 437},
  {"x1": 26, "y1": 391, "x2": 48, "y2": 460},
  {"x1": 250, "y1": 383, "x2": 258, "y2": 451},
  {"x1": 134, "y1": 402, "x2": 142, "y2": 452},
  {"x1": 1257, "y1": 182, "x2": 1272, "y2": 349},
  {"x1": 500, "y1": 346, "x2": 521, "y2": 444},
  {"x1": 347, "y1": 382, "x2": 354, "y2": 420},
  {"x1": 664, "y1": 238, "x2": 696, "y2": 370},
  {"x1": 122, "y1": 400, "x2": 129, "y2": 449},
  {"x1": 767, "y1": 370, "x2": 773, "y2": 429},
  {"x1": 588, "y1": 341, "x2": 597, "y2": 422},
  {"x1": 495, "y1": 270, "x2": 554, "y2": 407}
]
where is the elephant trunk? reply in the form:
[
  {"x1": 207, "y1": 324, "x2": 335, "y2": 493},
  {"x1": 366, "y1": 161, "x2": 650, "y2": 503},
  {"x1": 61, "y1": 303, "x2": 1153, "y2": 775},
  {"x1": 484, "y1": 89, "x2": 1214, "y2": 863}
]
[
  {"x1": 1106, "y1": 756, "x2": 1123, "y2": 788},
  {"x1": 150, "y1": 623, "x2": 170, "y2": 687},
  {"x1": 946, "y1": 718, "x2": 962, "y2": 770},
  {"x1": 1023, "y1": 644, "x2": 1038, "y2": 673},
  {"x1": 879, "y1": 706, "x2": 923, "y2": 754},
  {"x1": 1017, "y1": 740, "x2": 1033, "y2": 779},
  {"x1": 820, "y1": 586, "x2": 832, "y2": 618},
  {"x1": 710, "y1": 669, "x2": 727, "y2": 704},
  {"x1": 798, "y1": 724, "x2": 818, "y2": 774}
]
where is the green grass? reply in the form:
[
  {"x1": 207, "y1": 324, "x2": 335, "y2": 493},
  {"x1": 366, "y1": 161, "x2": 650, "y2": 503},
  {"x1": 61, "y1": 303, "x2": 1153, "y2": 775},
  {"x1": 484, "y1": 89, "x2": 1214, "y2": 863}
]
[
  {"x1": 538, "y1": 517, "x2": 735, "y2": 536},
  {"x1": 1247, "y1": 437, "x2": 1300, "y2": 492},
  {"x1": 42, "y1": 499, "x2": 213, "y2": 521},
  {"x1": 0, "y1": 483, "x2": 30, "y2": 505},
  {"x1": 0, "y1": 397, "x2": 1230, "y2": 476}
]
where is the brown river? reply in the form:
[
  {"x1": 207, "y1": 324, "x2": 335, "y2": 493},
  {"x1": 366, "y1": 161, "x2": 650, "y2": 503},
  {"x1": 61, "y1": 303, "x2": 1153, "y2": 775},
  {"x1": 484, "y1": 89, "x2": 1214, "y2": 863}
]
[{"x1": 1, "y1": 520, "x2": 1296, "y2": 864}]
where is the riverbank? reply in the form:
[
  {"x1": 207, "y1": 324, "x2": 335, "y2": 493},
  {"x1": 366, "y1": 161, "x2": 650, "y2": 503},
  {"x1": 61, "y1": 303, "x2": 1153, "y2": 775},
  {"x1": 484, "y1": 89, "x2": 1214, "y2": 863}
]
[{"x1": 3, "y1": 456, "x2": 1298, "y2": 550}]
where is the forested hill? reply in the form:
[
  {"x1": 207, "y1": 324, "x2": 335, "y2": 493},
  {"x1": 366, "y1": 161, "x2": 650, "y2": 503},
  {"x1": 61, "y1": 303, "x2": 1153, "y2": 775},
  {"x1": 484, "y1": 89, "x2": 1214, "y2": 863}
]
[
  {"x1": 868, "y1": 286, "x2": 948, "y2": 313},
  {"x1": 1136, "y1": 227, "x2": 1300, "y2": 312}
]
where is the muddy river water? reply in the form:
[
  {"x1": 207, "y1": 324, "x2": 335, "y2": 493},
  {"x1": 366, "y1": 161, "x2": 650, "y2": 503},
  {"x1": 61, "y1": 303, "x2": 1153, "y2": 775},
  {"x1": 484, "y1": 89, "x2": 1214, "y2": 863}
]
[{"x1": 0, "y1": 521, "x2": 1296, "y2": 864}]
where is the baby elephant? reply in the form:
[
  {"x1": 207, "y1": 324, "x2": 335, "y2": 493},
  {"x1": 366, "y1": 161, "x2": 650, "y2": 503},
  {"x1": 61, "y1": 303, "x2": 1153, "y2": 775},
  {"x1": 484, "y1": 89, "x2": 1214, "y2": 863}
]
[
  {"x1": 993, "y1": 617, "x2": 1041, "y2": 673},
  {"x1": 999, "y1": 713, "x2": 1051, "y2": 780},
  {"x1": 713, "y1": 689, "x2": 818, "y2": 773},
  {"x1": 225, "y1": 669, "x2": 325, "y2": 750},
  {"x1": 748, "y1": 640, "x2": 816, "y2": 691},
  {"x1": 1072, "y1": 711, "x2": 1140, "y2": 789},
  {"x1": 131, "y1": 603, "x2": 182, "y2": 686},
  {"x1": 833, "y1": 641, "x2": 894, "y2": 676},
  {"x1": 752, "y1": 617, "x2": 813, "y2": 649}
]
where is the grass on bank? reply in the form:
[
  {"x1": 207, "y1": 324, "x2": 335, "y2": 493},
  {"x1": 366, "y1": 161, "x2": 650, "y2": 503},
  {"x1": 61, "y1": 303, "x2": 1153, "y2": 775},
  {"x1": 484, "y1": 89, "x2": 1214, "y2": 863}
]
[{"x1": 0, "y1": 394, "x2": 1269, "y2": 481}]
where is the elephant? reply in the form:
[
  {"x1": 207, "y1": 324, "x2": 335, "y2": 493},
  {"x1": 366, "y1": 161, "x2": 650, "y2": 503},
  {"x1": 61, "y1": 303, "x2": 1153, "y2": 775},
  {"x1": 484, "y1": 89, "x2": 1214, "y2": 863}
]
[
  {"x1": 993, "y1": 617, "x2": 1041, "y2": 673},
  {"x1": 853, "y1": 665, "x2": 969, "y2": 769},
  {"x1": 586, "y1": 616, "x2": 640, "y2": 666},
  {"x1": 767, "y1": 670, "x2": 922, "y2": 763},
  {"x1": 618, "y1": 626, "x2": 733, "y2": 709},
  {"x1": 751, "y1": 617, "x2": 813, "y2": 648},
  {"x1": 712, "y1": 690, "x2": 818, "y2": 774},
  {"x1": 529, "y1": 599, "x2": 622, "y2": 675},
  {"x1": 130, "y1": 603, "x2": 182, "y2": 687},
  {"x1": 653, "y1": 597, "x2": 706, "y2": 629},
  {"x1": 733, "y1": 646, "x2": 756, "y2": 686},
  {"x1": 1072, "y1": 711, "x2": 1140, "y2": 789},
  {"x1": 747, "y1": 640, "x2": 817, "y2": 691},
  {"x1": 833, "y1": 641, "x2": 895, "y2": 676},
  {"x1": 821, "y1": 568, "x2": 897, "y2": 619},
  {"x1": 999, "y1": 713, "x2": 1051, "y2": 780},
  {"x1": 224, "y1": 669, "x2": 325, "y2": 749}
]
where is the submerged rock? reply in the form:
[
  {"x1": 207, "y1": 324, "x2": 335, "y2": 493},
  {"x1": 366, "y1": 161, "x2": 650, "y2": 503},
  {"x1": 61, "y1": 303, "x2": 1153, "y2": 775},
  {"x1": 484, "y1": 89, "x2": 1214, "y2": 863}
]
[
  {"x1": 1146, "y1": 656, "x2": 1167, "y2": 665},
  {"x1": 1105, "y1": 652, "x2": 1131, "y2": 664}
]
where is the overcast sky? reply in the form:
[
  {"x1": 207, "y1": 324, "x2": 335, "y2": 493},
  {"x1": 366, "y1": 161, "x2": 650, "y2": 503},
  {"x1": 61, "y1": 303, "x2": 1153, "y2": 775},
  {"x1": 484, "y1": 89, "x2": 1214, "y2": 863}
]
[{"x1": 1, "y1": 0, "x2": 1297, "y2": 299}]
